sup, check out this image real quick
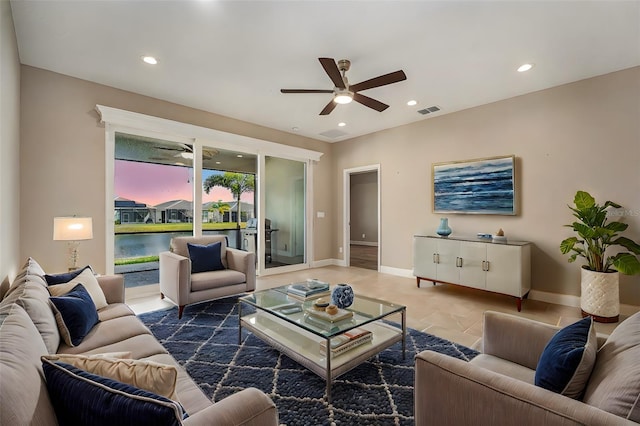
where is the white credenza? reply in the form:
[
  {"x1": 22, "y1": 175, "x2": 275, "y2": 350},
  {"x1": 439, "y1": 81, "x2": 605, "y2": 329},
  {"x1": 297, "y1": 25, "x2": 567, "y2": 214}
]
[{"x1": 413, "y1": 235, "x2": 531, "y2": 311}]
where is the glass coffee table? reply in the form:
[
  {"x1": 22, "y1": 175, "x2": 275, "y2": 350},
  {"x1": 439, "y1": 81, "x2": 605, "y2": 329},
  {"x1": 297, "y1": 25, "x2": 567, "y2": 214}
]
[{"x1": 238, "y1": 285, "x2": 406, "y2": 401}]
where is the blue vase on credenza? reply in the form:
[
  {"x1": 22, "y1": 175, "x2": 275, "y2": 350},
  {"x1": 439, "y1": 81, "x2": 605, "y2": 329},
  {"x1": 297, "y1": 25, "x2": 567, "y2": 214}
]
[
  {"x1": 331, "y1": 283, "x2": 354, "y2": 309},
  {"x1": 436, "y1": 218, "x2": 452, "y2": 237}
]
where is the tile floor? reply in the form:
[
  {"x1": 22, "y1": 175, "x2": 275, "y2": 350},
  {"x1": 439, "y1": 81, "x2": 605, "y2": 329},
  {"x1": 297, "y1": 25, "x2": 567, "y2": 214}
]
[{"x1": 126, "y1": 265, "x2": 634, "y2": 350}]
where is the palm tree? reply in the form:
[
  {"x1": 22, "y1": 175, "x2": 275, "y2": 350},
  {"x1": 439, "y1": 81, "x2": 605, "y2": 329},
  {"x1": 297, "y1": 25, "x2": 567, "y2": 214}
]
[{"x1": 203, "y1": 172, "x2": 255, "y2": 247}]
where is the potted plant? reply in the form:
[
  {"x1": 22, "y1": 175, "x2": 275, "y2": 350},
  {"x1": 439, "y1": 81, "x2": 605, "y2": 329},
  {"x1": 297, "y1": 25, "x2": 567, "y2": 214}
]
[{"x1": 560, "y1": 190, "x2": 640, "y2": 322}]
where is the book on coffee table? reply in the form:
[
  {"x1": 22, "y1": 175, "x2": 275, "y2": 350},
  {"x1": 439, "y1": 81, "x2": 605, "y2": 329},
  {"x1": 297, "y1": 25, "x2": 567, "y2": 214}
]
[
  {"x1": 305, "y1": 307, "x2": 353, "y2": 323},
  {"x1": 286, "y1": 290, "x2": 330, "y2": 302},
  {"x1": 287, "y1": 280, "x2": 330, "y2": 298},
  {"x1": 319, "y1": 327, "x2": 373, "y2": 355}
]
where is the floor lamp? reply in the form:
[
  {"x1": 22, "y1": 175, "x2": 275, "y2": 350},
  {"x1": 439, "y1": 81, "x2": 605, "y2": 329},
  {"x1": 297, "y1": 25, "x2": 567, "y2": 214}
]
[{"x1": 53, "y1": 217, "x2": 93, "y2": 271}]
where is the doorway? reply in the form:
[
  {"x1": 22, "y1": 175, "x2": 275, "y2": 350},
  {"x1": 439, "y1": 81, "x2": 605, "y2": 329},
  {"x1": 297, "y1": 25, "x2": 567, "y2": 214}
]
[{"x1": 343, "y1": 165, "x2": 380, "y2": 271}]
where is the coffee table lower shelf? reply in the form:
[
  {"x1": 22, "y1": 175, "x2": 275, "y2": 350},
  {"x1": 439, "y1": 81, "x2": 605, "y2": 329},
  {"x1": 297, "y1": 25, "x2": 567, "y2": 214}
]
[{"x1": 239, "y1": 312, "x2": 405, "y2": 401}]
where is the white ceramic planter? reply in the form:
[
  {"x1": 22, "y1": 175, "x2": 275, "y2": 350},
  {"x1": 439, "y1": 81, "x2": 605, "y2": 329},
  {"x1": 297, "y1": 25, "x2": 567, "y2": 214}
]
[{"x1": 580, "y1": 267, "x2": 619, "y2": 323}]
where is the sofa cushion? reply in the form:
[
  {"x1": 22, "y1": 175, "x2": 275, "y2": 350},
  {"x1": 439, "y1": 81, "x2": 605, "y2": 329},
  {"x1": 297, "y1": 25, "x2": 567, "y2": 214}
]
[
  {"x1": 1, "y1": 276, "x2": 61, "y2": 354},
  {"x1": 43, "y1": 353, "x2": 178, "y2": 399},
  {"x1": 42, "y1": 358, "x2": 184, "y2": 426},
  {"x1": 0, "y1": 303, "x2": 57, "y2": 426},
  {"x1": 14, "y1": 257, "x2": 47, "y2": 280},
  {"x1": 583, "y1": 311, "x2": 640, "y2": 421},
  {"x1": 534, "y1": 316, "x2": 596, "y2": 399},
  {"x1": 98, "y1": 302, "x2": 137, "y2": 322},
  {"x1": 48, "y1": 267, "x2": 108, "y2": 309},
  {"x1": 190, "y1": 269, "x2": 246, "y2": 292},
  {"x1": 44, "y1": 264, "x2": 93, "y2": 285},
  {"x1": 50, "y1": 284, "x2": 99, "y2": 346},
  {"x1": 58, "y1": 321, "x2": 166, "y2": 358},
  {"x1": 187, "y1": 242, "x2": 225, "y2": 273}
]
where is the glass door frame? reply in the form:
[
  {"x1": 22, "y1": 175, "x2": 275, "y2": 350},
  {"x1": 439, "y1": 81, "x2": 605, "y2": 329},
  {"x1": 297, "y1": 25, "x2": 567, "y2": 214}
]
[
  {"x1": 97, "y1": 105, "x2": 322, "y2": 277},
  {"x1": 257, "y1": 155, "x2": 312, "y2": 276}
]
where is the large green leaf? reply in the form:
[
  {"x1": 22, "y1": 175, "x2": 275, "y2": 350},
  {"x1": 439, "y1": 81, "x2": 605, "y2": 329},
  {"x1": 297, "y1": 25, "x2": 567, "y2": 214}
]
[
  {"x1": 605, "y1": 221, "x2": 628, "y2": 233},
  {"x1": 574, "y1": 191, "x2": 595, "y2": 210},
  {"x1": 560, "y1": 237, "x2": 578, "y2": 254},
  {"x1": 612, "y1": 253, "x2": 640, "y2": 275},
  {"x1": 573, "y1": 223, "x2": 594, "y2": 239},
  {"x1": 615, "y1": 237, "x2": 640, "y2": 255}
]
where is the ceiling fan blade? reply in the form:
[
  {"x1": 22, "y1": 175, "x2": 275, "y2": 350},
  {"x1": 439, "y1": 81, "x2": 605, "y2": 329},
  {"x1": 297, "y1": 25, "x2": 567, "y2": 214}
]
[
  {"x1": 319, "y1": 99, "x2": 338, "y2": 115},
  {"x1": 353, "y1": 92, "x2": 389, "y2": 112},
  {"x1": 281, "y1": 89, "x2": 334, "y2": 94},
  {"x1": 319, "y1": 57, "x2": 346, "y2": 89},
  {"x1": 349, "y1": 70, "x2": 407, "y2": 92}
]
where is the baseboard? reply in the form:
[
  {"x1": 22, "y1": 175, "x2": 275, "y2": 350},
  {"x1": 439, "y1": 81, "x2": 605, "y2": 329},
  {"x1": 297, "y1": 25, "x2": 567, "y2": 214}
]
[
  {"x1": 528, "y1": 290, "x2": 580, "y2": 308},
  {"x1": 311, "y1": 258, "x2": 345, "y2": 268},
  {"x1": 349, "y1": 241, "x2": 379, "y2": 247},
  {"x1": 379, "y1": 266, "x2": 414, "y2": 278}
]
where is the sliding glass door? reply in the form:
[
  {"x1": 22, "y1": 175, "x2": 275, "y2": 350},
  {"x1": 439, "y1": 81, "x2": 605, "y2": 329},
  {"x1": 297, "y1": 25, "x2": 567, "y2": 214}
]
[{"x1": 263, "y1": 156, "x2": 306, "y2": 270}]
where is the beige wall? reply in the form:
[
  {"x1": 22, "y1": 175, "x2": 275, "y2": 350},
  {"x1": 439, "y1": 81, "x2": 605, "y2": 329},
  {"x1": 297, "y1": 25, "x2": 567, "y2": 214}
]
[
  {"x1": 19, "y1": 66, "x2": 333, "y2": 274},
  {"x1": 333, "y1": 67, "x2": 640, "y2": 306},
  {"x1": 0, "y1": 1, "x2": 21, "y2": 284}
]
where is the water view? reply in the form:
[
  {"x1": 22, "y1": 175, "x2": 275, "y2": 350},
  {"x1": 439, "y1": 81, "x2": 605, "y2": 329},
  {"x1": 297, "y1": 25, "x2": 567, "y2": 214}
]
[{"x1": 115, "y1": 230, "x2": 239, "y2": 259}]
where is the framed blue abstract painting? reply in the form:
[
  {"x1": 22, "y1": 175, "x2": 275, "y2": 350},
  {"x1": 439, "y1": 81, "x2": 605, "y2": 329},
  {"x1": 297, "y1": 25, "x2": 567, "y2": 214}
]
[{"x1": 432, "y1": 155, "x2": 517, "y2": 215}]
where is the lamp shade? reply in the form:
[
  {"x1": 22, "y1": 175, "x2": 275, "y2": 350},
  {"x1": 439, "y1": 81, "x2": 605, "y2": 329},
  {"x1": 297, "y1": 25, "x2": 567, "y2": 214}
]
[{"x1": 53, "y1": 217, "x2": 93, "y2": 241}]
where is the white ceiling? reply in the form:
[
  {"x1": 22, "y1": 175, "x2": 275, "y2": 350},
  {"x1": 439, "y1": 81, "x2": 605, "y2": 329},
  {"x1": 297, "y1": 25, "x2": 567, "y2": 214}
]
[{"x1": 10, "y1": 0, "x2": 640, "y2": 142}]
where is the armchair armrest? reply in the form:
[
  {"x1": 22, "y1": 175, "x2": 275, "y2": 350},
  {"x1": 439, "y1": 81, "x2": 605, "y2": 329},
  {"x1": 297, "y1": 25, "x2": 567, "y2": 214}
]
[
  {"x1": 482, "y1": 311, "x2": 560, "y2": 370},
  {"x1": 226, "y1": 248, "x2": 256, "y2": 291},
  {"x1": 159, "y1": 251, "x2": 191, "y2": 306},
  {"x1": 415, "y1": 351, "x2": 633, "y2": 426},
  {"x1": 182, "y1": 388, "x2": 278, "y2": 426},
  {"x1": 97, "y1": 275, "x2": 124, "y2": 304}
]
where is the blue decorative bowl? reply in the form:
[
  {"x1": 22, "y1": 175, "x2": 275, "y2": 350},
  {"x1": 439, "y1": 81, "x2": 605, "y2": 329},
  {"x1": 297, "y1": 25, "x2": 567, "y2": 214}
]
[{"x1": 330, "y1": 283, "x2": 354, "y2": 309}]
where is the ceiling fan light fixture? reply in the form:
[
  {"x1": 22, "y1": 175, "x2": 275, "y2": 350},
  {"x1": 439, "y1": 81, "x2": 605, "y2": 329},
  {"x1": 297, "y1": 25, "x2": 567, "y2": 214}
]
[
  {"x1": 334, "y1": 92, "x2": 353, "y2": 104},
  {"x1": 517, "y1": 63, "x2": 534, "y2": 72},
  {"x1": 141, "y1": 55, "x2": 158, "y2": 65}
]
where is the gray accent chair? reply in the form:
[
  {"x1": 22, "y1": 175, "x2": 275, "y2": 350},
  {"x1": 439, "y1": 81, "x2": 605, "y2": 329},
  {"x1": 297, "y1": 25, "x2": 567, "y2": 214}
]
[
  {"x1": 415, "y1": 310, "x2": 640, "y2": 425},
  {"x1": 159, "y1": 235, "x2": 256, "y2": 318}
]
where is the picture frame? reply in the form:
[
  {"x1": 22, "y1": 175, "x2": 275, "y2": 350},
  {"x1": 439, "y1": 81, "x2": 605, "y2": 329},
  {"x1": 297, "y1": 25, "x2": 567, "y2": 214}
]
[{"x1": 432, "y1": 155, "x2": 517, "y2": 215}]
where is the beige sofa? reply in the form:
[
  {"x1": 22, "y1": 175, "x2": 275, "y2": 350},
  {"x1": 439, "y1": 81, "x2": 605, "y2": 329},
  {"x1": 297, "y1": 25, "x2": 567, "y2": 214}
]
[
  {"x1": 0, "y1": 258, "x2": 277, "y2": 425},
  {"x1": 415, "y1": 310, "x2": 640, "y2": 425},
  {"x1": 160, "y1": 235, "x2": 256, "y2": 319}
]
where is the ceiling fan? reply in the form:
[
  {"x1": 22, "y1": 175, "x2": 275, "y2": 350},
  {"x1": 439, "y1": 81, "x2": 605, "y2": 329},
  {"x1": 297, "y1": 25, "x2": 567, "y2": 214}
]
[
  {"x1": 280, "y1": 58, "x2": 407, "y2": 115},
  {"x1": 154, "y1": 144, "x2": 218, "y2": 160}
]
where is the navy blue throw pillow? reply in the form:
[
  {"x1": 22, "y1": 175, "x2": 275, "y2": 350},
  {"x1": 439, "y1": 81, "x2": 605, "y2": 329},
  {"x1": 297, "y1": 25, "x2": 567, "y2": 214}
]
[
  {"x1": 49, "y1": 284, "x2": 99, "y2": 346},
  {"x1": 535, "y1": 316, "x2": 597, "y2": 399},
  {"x1": 45, "y1": 265, "x2": 94, "y2": 285},
  {"x1": 187, "y1": 242, "x2": 225, "y2": 273},
  {"x1": 42, "y1": 359, "x2": 183, "y2": 426}
]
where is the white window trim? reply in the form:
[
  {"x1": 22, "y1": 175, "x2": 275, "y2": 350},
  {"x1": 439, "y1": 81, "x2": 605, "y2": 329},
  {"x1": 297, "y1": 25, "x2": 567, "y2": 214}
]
[{"x1": 96, "y1": 105, "x2": 322, "y2": 275}]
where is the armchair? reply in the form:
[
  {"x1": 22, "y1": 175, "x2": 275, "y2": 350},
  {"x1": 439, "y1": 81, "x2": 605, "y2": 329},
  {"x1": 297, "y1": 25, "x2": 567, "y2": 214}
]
[
  {"x1": 159, "y1": 235, "x2": 255, "y2": 318},
  {"x1": 415, "y1": 310, "x2": 640, "y2": 425}
]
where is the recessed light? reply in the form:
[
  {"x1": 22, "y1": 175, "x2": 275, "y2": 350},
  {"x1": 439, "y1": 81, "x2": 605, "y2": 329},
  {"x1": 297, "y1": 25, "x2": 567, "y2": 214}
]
[
  {"x1": 292, "y1": 126, "x2": 300, "y2": 132},
  {"x1": 215, "y1": 161, "x2": 221, "y2": 165},
  {"x1": 236, "y1": 154, "x2": 243, "y2": 158},
  {"x1": 517, "y1": 63, "x2": 534, "y2": 72},
  {"x1": 407, "y1": 100, "x2": 417, "y2": 106},
  {"x1": 142, "y1": 56, "x2": 158, "y2": 65},
  {"x1": 338, "y1": 122, "x2": 346, "y2": 127}
]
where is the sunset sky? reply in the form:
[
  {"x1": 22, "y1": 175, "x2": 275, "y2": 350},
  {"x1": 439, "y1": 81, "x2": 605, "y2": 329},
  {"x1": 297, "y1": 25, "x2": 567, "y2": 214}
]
[{"x1": 115, "y1": 160, "x2": 254, "y2": 206}]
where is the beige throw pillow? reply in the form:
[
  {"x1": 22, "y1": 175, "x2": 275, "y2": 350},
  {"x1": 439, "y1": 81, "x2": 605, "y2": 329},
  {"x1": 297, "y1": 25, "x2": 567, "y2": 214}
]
[
  {"x1": 43, "y1": 353, "x2": 178, "y2": 400},
  {"x1": 48, "y1": 268, "x2": 108, "y2": 310}
]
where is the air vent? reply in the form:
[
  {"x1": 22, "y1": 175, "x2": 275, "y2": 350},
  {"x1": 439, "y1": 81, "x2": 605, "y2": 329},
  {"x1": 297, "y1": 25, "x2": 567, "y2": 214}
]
[
  {"x1": 319, "y1": 129, "x2": 348, "y2": 139},
  {"x1": 417, "y1": 105, "x2": 441, "y2": 115}
]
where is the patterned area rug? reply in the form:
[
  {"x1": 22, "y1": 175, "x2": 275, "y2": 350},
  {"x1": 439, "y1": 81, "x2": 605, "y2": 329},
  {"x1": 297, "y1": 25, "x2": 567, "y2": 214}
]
[{"x1": 138, "y1": 296, "x2": 478, "y2": 425}]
